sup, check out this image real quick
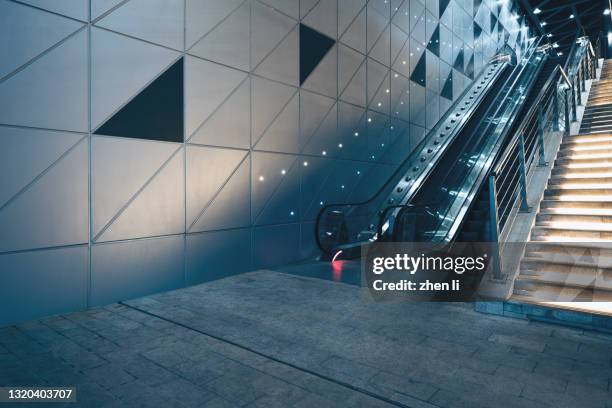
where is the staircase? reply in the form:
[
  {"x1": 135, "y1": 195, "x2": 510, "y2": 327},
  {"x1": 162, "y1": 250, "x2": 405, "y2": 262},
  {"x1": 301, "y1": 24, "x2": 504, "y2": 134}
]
[{"x1": 512, "y1": 60, "x2": 612, "y2": 308}]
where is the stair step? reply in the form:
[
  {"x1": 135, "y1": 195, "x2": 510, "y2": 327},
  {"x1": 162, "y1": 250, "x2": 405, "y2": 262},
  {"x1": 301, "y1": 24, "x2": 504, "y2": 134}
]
[
  {"x1": 536, "y1": 212, "x2": 612, "y2": 224},
  {"x1": 543, "y1": 191, "x2": 612, "y2": 201},
  {"x1": 513, "y1": 278, "x2": 612, "y2": 302},
  {"x1": 580, "y1": 112, "x2": 612, "y2": 120},
  {"x1": 546, "y1": 182, "x2": 612, "y2": 190},
  {"x1": 540, "y1": 200, "x2": 612, "y2": 210},
  {"x1": 525, "y1": 241, "x2": 612, "y2": 256},
  {"x1": 549, "y1": 174, "x2": 612, "y2": 183},
  {"x1": 553, "y1": 159, "x2": 612, "y2": 169},
  {"x1": 580, "y1": 118, "x2": 612, "y2": 127},
  {"x1": 557, "y1": 145, "x2": 612, "y2": 156},
  {"x1": 539, "y1": 206, "x2": 612, "y2": 216},
  {"x1": 522, "y1": 254, "x2": 612, "y2": 270},
  {"x1": 551, "y1": 166, "x2": 612, "y2": 176},
  {"x1": 561, "y1": 134, "x2": 612, "y2": 144},
  {"x1": 536, "y1": 220, "x2": 612, "y2": 232},
  {"x1": 579, "y1": 124, "x2": 612, "y2": 132},
  {"x1": 556, "y1": 152, "x2": 612, "y2": 161},
  {"x1": 531, "y1": 226, "x2": 612, "y2": 241}
]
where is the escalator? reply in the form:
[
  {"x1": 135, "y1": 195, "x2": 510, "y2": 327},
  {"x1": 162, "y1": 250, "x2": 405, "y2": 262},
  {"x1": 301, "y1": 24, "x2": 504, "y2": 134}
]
[
  {"x1": 316, "y1": 37, "x2": 562, "y2": 259},
  {"x1": 457, "y1": 55, "x2": 562, "y2": 242}
]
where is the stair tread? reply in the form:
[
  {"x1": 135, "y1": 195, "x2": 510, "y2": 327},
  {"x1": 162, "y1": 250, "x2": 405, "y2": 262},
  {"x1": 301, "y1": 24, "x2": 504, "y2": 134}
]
[
  {"x1": 509, "y1": 294, "x2": 612, "y2": 316},
  {"x1": 521, "y1": 255, "x2": 612, "y2": 269}
]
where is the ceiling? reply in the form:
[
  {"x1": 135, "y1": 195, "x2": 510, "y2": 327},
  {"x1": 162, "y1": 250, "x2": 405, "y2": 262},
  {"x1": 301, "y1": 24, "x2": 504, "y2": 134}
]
[{"x1": 519, "y1": 0, "x2": 609, "y2": 54}]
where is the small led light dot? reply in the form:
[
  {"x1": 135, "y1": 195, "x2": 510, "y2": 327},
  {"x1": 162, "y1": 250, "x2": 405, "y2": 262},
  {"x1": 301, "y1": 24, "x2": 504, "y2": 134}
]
[
  {"x1": 319, "y1": 201, "x2": 324, "y2": 205},
  {"x1": 303, "y1": 161, "x2": 308, "y2": 166},
  {"x1": 290, "y1": 211, "x2": 295, "y2": 216},
  {"x1": 259, "y1": 175, "x2": 265, "y2": 181},
  {"x1": 354, "y1": 132, "x2": 359, "y2": 136},
  {"x1": 367, "y1": 117, "x2": 372, "y2": 122},
  {"x1": 322, "y1": 150, "x2": 327, "y2": 155},
  {"x1": 281, "y1": 169, "x2": 286, "y2": 175},
  {"x1": 338, "y1": 143, "x2": 343, "y2": 148}
]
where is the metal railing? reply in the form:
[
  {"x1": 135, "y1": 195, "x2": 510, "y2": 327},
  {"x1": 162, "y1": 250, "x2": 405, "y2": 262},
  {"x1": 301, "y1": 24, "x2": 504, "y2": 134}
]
[{"x1": 487, "y1": 35, "x2": 600, "y2": 280}]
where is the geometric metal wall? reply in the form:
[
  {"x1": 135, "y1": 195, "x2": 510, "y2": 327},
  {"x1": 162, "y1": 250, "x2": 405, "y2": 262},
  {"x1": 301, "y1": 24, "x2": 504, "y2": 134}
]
[{"x1": 0, "y1": 0, "x2": 532, "y2": 325}]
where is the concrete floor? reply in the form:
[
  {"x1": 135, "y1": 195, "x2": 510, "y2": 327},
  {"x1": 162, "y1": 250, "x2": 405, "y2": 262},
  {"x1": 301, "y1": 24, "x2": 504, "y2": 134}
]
[{"x1": 2, "y1": 268, "x2": 612, "y2": 407}]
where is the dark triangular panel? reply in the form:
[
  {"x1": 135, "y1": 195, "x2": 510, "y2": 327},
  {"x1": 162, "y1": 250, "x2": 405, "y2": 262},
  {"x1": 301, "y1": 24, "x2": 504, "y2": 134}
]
[
  {"x1": 454, "y1": 49, "x2": 464, "y2": 72},
  {"x1": 427, "y1": 25, "x2": 440, "y2": 57},
  {"x1": 300, "y1": 23, "x2": 336, "y2": 85},
  {"x1": 441, "y1": 72, "x2": 452, "y2": 100},
  {"x1": 466, "y1": 54, "x2": 474, "y2": 80},
  {"x1": 95, "y1": 58, "x2": 184, "y2": 142},
  {"x1": 474, "y1": 22, "x2": 482, "y2": 39},
  {"x1": 473, "y1": 0, "x2": 482, "y2": 16},
  {"x1": 490, "y1": 12, "x2": 498, "y2": 31},
  {"x1": 439, "y1": 0, "x2": 451, "y2": 17},
  {"x1": 410, "y1": 53, "x2": 426, "y2": 87}
]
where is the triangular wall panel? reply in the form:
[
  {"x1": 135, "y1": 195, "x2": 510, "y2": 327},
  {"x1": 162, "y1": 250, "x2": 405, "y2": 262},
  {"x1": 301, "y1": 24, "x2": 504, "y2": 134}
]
[
  {"x1": 251, "y1": 2, "x2": 297, "y2": 69},
  {"x1": 251, "y1": 76, "x2": 298, "y2": 147},
  {"x1": 185, "y1": 0, "x2": 243, "y2": 49},
  {"x1": 191, "y1": 158, "x2": 251, "y2": 232},
  {"x1": 95, "y1": 57, "x2": 184, "y2": 143},
  {"x1": 255, "y1": 25, "x2": 299, "y2": 86},
  {"x1": 0, "y1": 139, "x2": 88, "y2": 252},
  {"x1": 300, "y1": 24, "x2": 336, "y2": 85},
  {"x1": 189, "y1": 78, "x2": 250, "y2": 149},
  {"x1": 189, "y1": 2, "x2": 250, "y2": 71},
  {"x1": 0, "y1": 1, "x2": 84, "y2": 79},
  {"x1": 96, "y1": 0, "x2": 184, "y2": 50},
  {"x1": 0, "y1": 29, "x2": 88, "y2": 132},
  {"x1": 186, "y1": 146, "x2": 248, "y2": 229},
  {"x1": 184, "y1": 56, "x2": 247, "y2": 138},
  {"x1": 254, "y1": 92, "x2": 300, "y2": 153},
  {"x1": 97, "y1": 149, "x2": 185, "y2": 242},
  {"x1": 0, "y1": 127, "x2": 84, "y2": 208},
  {"x1": 91, "y1": 27, "x2": 179, "y2": 130},
  {"x1": 91, "y1": 136, "x2": 179, "y2": 240}
]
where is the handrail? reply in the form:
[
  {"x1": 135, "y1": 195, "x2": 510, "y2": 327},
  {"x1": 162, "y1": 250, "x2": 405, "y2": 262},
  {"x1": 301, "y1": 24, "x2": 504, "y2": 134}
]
[
  {"x1": 378, "y1": 38, "x2": 545, "y2": 244},
  {"x1": 375, "y1": 202, "x2": 438, "y2": 241},
  {"x1": 486, "y1": 33, "x2": 599, "y2": 279},
  {"x1": 315, "y1": 55, "x2": 506, "y2": 213},
  {"x1": 558, "y1": 65, "x2": 572, "y2": 88},
  {"x1": 494, "y1": 63, "x2": 559, "y2": 175},
  {"x1": 314, "y1": 52, "x2": 513, "y2": 254},
  {"x1": 439, "y1": 39, "x2": 547, "y2": 242}
]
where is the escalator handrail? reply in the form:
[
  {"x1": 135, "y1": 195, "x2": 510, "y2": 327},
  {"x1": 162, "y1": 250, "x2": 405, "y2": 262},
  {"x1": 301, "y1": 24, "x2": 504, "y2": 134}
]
[
  {"x1": 314, "y1": 55, "x2": 512, "y2": 253},
  {"x1": 377, "y1": 38, "x2": 545, "y2": 243},
  {"x1": 434, "y1": 37, "x2": 547, "y2": 242},
  {"x1": 375, "y1": 202, "x2": 439, "y2": 241}
]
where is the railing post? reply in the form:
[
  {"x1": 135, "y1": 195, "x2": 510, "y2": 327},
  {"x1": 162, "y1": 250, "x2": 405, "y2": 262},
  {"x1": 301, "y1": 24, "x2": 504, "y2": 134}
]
[
  {"x1": 552, "y1": 88, "x2": 559, "y2": 131},
  {"x1": 571, "y1": 84, "x2": 578, "y2": 121},
  {"x1": 564, "y1": 88, "x2": 571, "y2": 136},
  {"x1": 488, "y1": 174, "x2": 503, "y2": 281},
  {"x1": 581, "y1": 59, "x2": 587, "y2": 89},
  {"x1": 537, "y1": 106, "x2": 547, "y2": 166},
  {"x1": 576, "y1": 74, "x2": 583, "y2": 106},
  {"x1": 518, "y1": 134, "x2": 531, "y2": 213}
]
